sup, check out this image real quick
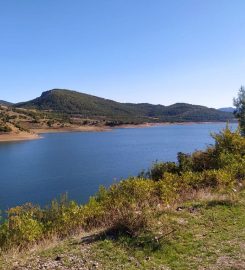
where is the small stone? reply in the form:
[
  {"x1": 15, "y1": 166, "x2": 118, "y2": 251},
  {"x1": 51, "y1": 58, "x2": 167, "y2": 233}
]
[{"x1": 92, "y1": 262, "x2": 99, "y2": 268}]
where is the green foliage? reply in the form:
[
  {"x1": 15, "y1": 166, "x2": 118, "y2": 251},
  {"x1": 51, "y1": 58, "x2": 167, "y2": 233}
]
[
  {"x1": 42, "y1": 199, "x2": 83, "y2": 237},
  {"x1": 177, "y1": 152, "x2": 193, "y2": 172},
  {"x1": 191, "y1": 148, "x2": 217, "y2": 171},
  {"x1": 144, "y1": 126, "x2": 245, "y2": 191},
  {"x1": 212, "y1": 125, "x2": 245, "y2": 155},
  {"x1": 157, "y1": 173, "x2": 181, "y2": 203},
  {"x1": 0, "y1": 124, "x2": 12, "y2": 133},
  {"x1": 145, "y1": 162, "x2": 178, "y2": 181},
  {"x1": 15, "y1": 89, "x2": 234, "y2": 124},
  {"x1": 233, "y1": 85, "x2": 245, "y2": 136},
  {"x1": 0, "y1": 204, "x2": 44, "y2": 248},
  {"x1": 82, "y1": 179, "x2": 158, "y2": 235}
]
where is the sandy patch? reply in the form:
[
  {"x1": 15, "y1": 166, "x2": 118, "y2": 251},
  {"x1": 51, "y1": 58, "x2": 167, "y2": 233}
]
[
  {"x1": 32, "y1": 126, "x2": 111, "y2": 134},
  {"x1": 0, "y1": 132, "x2": 40, "y2": 142}
]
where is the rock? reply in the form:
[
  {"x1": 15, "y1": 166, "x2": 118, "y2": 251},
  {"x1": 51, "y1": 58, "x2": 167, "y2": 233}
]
[
  {"x1": 55, "y1": 256, "x2": 62, "y2": 261},
  {"x1": 92, "y1": 262, "x2": 99, "y2": 268}
]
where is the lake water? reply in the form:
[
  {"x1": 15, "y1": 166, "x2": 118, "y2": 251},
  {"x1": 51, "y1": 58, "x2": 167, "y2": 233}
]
[{"x1": 0, "y1": 123, "x2": 237, "y2": 210}]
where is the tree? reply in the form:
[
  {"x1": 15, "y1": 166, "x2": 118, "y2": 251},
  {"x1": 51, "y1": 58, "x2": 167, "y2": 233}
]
[{"x1": 233, "y1": 86, "x2": 245, "y2": 136}]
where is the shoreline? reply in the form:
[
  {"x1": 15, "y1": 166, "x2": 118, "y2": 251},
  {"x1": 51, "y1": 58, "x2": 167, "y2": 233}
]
[
  {"x1": 33, "y1": 126, "x2": 112, "y2": 134},
  {"x1": 114, "y1": 121, "x2": 232, "y2": 129},
  {"x1": 34, "y1": 121, "x2": 229, "y2": 134},
  {"x1": 0, "y1": 121, "x2": 235, "y2": 142},
  {"x1": 0, "y1": 132, "x2": 40, "y2": 142}
]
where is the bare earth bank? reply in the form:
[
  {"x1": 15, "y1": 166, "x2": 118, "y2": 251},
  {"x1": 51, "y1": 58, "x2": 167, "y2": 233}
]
[
  {"x1": 0, "y1": 132, "x2": 40, "y2": 142},
  {"x1": 0, "y1": 122, "x2": 228, "y2": 142}
]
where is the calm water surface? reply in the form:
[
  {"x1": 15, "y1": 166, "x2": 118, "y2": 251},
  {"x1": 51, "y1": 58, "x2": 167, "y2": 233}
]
[{"x1": 0, "y1": 123, "x2": 237, "y2": 209}]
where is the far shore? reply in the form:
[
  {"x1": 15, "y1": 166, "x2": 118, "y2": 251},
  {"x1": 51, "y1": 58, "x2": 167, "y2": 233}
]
[
  {"x1": 33, "y1": 126, "x2": 112, "y2": 134},
  {"x1": 0, "y1": 121, "x2": 236, "y2": 142},
  {"x1": 34, "y1": 121, "x2": 230, "y2": 134},
  {"x1": 114, "y1": 121, "x2": 233, "y2": 129},
  {"x1": 0, "y1": 132, "x2": 40, "y2": 142}
]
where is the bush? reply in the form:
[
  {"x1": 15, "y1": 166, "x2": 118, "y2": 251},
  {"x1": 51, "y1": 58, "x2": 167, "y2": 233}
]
[
  {"x1": 191, "y1": 148, "x2": 217, "y2": 171},
  {"x1": 156, "y1": 173, "x2": 181, "y2": 204},
  {"x1": 105, "y1": 205, "x2": 153, "y2": 237},
  {"x1": 0, "y1": 124, "x2": 12, "y2": 132},
  {"x1": 177, "y1": 152, "x2": 193, "y2": 172},
  {"x1": 146, "y1": 162, "x2": 179, "y2": 181},
  {"x1": 40, "y1": 194, "x2": 84, "y2": 237},
  {"x1": 212, "y1": 127, "x2": 245, "y2": 156},
  {"x1": 0, "y1": 204, "x2": 44, "y2": 249}
]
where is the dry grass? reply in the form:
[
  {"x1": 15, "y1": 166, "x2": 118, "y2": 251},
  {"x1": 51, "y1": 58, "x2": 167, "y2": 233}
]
[{"x1": 1, "y1": 189, "x2": 244, "y2": 270}]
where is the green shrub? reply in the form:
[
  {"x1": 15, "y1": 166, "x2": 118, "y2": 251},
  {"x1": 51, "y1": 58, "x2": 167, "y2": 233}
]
[
  {"x1": 41, "y1": 194, "x2": 84, "y2": 237},
  {"x1": 82, "y1": 179, "x2": 158, "y2": 235},
  {"x1": 82, "y1": 196, "x2": 105, "y2": 230},
  {"x1": 0, "y1": 124, "x2": 12, "y2": 132},
  {"x1": 0, "y1": 204, "x2": 44, "y2": 249},
  {"x1": 105, "y1": 204, "x2": 153, "y2": 237},
  {"x1": 177, "y1": 152, "x2": 193, "y2": 172},
  {"x1": 156, "y1": 173, "x2": 181, "y2": 204},
  {"x1": 191, "y1": 148, "x2": 217, "y2": 172},
  {"x1": 146, "y1": 162, "x2": 179, "y2": 181},
  {"x1": 180, "y1": 171, "x2": 203, "y2": 189},
  {"x1": 212, "y1": 127, "x2": 245, "y2": 156}
]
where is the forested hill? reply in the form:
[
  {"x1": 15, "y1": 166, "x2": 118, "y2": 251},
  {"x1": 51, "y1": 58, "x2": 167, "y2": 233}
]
[
  {"x1": 218, "y1": 107, "x2": 235, "y2": 113},
  {"x1": 15, "y1": 89, "x2": 235, "y2": 124},
  {"x1": 0, "y1": 100, "x2": 12, "y2": 106}
]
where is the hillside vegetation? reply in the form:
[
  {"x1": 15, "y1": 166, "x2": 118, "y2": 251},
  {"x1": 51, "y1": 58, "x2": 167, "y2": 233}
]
[
  {"x1": 0, "y1": 106, "x2": 31, "y2": 133},
  {"x1": 219, "y1": 107, "x2": 235, "y2": 113},
  {"x1": 0, "y1": 101, "x2": 12, "y2": 107},
  {"x1": 0, "y1": 127, "x2": 244, "y2": 269},
  {"x1": 15, "y1": 89, "x2": 234, "y2": 125},
  {"x1": 0, "y1": 105, "x2": 67, "y2": 134},
  {"x1": 0, "y1": 89, "x2": 235, "y2": 135}
]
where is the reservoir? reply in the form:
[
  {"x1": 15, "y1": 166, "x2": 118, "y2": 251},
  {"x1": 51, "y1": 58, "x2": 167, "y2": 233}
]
[{"x1": 0, "y1": 123, "x2": 237, "y2": 210}]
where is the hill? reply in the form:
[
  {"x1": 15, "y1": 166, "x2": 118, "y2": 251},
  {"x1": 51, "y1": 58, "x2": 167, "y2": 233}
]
[
  {"x1": 219, "y1": 107, "x2": 235, "y2": 113},
  {"x1": 15, "y1": 89, "x2": 234, "y2": 124},
  {"x1": 0, "y1": 105, "x2": 39, "y2": 141},
  {"x1": 0, "y1": 103, "x2": 109, "y2": 141},
  {"x1": 0, "y1": 100, "x2": 12, "y2": 106}
]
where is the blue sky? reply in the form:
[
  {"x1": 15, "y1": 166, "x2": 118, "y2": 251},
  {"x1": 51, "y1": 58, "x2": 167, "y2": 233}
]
[{"x1": 0, "y1": 0, "x2": 244, "y2": 107}]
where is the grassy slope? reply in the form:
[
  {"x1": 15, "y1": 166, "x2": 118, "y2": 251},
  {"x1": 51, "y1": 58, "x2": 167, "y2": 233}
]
[
  {"x1": 2, "y1": 190, "x2": 244, "y2": 270},
  {"x1": 0, "y1": 105, "x2": 84, "y2": 133},
  {"x1": 15, "y1": 89, "x2": 234, "y2": 123},
  {"x1": 0, "y1": 106, "x2": 31, "y2": 133}
]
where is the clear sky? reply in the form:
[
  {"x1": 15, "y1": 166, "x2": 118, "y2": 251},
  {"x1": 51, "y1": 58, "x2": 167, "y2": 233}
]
[{"x1": 0, "y1": 0, "x2": 245, "y2": 107}]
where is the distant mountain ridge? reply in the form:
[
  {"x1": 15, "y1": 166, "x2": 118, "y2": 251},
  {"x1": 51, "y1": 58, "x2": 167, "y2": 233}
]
[
  {"x1": 218, "y1": 107, "x2": 235, "y2": 113},
  {"x1": 15, "y1": 89, "x2": 235, "y2": 124},
  {"x1": 0, "y1": 100, "x2": 12, "y2": 106}
]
